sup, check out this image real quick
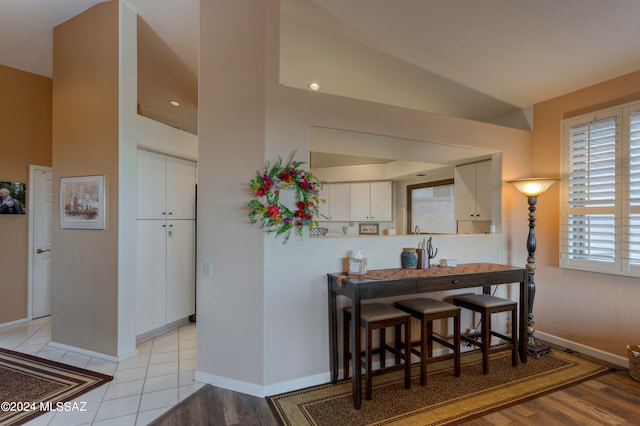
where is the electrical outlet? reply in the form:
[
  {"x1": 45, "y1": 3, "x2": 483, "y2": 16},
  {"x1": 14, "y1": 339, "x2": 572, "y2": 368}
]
[{"x1": 203, "y1": 262, "x2": 212, "y2": 277}]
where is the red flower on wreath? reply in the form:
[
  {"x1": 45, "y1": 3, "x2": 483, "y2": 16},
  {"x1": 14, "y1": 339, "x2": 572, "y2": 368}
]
[{"x1": 268, "y1": 204, "x2": 280, "y2": 218}]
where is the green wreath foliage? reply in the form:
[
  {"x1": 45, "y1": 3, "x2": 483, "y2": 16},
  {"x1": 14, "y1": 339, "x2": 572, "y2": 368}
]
[{"x1": 248, "y1": 152, "x2": 326, "y2": 243}]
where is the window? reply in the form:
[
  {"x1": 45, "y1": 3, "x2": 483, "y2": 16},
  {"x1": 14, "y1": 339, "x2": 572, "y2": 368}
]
[
  {"x1": 407, "y1": 179, "x2": 455, "y2": 234},
  {"x1": 561, "y1": 100, "x2": 640, "y2": 276}
]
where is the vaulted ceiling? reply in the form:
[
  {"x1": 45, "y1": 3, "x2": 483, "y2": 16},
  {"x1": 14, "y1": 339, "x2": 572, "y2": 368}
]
[{"x1": 2, "y1": 0, "x2": 640, "y2": 136}]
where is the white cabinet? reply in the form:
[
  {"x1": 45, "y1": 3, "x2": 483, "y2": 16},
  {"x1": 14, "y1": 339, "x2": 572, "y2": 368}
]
[
  {"x1": 137, "y1": 150, "x2": 196, "y2": 220},
  {"x1": 350, "y1": 181, "x2": 392, "y2": 221},
  {"x1": 136, "y1": 220, "x2": 195, "y2": 335},
  {"x1": 320, "y1": 181, "x2": 392, "y2": 222},
  {"x1": 326, "y1": 183, "x2": 351, "y2": 221},
  {"x1": 136, "y1": 150, "x2": 196, "y2": 337},
  {"x1": 455, "y1": 160, "x2": 492, "y2": 221}
]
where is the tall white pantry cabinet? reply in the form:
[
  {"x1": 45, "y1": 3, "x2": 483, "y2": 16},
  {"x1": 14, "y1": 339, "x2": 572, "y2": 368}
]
[{"x1": 136, "y1": 149, "x2": 196, "y2": 337}]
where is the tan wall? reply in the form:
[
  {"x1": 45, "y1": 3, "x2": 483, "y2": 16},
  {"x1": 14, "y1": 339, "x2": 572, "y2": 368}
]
[
  {"x1": 533, "y1": 70, "x2": 640, "y2": 357},
  {"x1": 0, "y1": 65, "x2": 52, "y2": 324},
  {"x1": 51, "y1": 1, "x2": 120, "y2": 356}
]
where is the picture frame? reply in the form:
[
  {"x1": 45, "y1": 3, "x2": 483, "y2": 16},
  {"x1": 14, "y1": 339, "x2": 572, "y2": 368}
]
[
  {"x1": 358, "y1": 223, "x2": 379, "y2": 235},
  {"x1": 60, "y1": 175, "x2": 105, "y2": 229},
  {"x1": 0, "y1": 181, "x2": 26, "y2": 215}
]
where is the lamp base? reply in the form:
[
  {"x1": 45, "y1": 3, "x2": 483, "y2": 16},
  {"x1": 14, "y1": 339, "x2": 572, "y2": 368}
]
[{"x1": 528, "y1": 341, "x2": 552, "y2": 359}]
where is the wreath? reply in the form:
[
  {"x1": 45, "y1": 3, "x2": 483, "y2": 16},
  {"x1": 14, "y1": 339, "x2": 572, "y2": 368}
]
[{"x1": 248, "y1": 152, "x2": 326, "y2": 243}]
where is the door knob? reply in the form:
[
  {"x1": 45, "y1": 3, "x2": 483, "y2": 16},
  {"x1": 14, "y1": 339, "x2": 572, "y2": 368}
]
[{"x1": 36, "y1": 249, "x2": 51, "y2": 254}]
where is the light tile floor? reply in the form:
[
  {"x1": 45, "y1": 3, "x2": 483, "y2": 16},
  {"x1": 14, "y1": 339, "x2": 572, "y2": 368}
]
[{"x1": 0, "y1": 317, "x2": 203, "y2": 425}]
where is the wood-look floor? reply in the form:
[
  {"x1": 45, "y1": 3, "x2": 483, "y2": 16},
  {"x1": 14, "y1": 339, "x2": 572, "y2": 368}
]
[{"x1": 153, "y1": 369, "x2": 640, "y2": 425}]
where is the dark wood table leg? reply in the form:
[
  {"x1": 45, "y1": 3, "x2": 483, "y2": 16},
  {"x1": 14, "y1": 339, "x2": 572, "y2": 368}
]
[
  {"x1": 351, "y1": 292, "x2": 362, "y2": 409},
  {"x1": 328, "y1": 277, "x2": 338, "y2": 384},
  {"x1": 519, "y1": 276, "x2": 529, "y2": 363}
]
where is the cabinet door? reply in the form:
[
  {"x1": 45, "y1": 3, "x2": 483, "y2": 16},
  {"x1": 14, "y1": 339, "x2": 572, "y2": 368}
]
[
  {"x1": 328, "y1": 183, "x2": 351, "y2": 221},
  {"x1": 166, "y1": 157, "x2": 196, "y2": 220},
  {"x1": 370, "y1": 181, "x2": 392, "y2": 221},
  {"x1": 350, "y1": 182, "x2": 371, "y2": 221},
  {"x1": 137, "y1": 150, "x2": 167, "y2": 219},
  {"x1": 474, "y1": 160, "x2": 492, "y2": 221},
  {"x1": 454, "y1": 163, "x2": 477, "y2": 221},
  {"x1": 166, "y1": 220, "x2": 196, "y2": 324},
  {"x1": 136, "y1": 220, "x2": 167, "y2": 335}
]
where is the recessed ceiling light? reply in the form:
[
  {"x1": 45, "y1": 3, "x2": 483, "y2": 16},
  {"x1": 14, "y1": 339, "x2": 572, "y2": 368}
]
[
  {"x1": 170, "y1": 100, "x2": 180, "y2": 107},
  {"x1": 308, "y1": 82, "x2": 321, "y2": 91}
]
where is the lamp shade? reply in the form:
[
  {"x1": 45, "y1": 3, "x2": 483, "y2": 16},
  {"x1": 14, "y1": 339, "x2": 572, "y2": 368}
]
[{"x1": 508, "y1": 178, "x2": 558, "y2": 197}]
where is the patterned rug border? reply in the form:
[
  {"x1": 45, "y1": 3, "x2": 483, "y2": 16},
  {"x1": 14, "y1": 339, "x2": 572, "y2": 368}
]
[
  {"x1": 267, "y1": 350, "x2": 613, "y2": 426},
  {"x1": 0, "y1": 347, "x2": 113, "y2": 426}
]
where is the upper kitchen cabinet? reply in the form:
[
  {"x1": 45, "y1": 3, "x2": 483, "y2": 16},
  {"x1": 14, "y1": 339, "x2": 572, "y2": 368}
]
[
  {"x1": 326, "y1": 182, "x2": 351, "y2": 222},
  {"x1": 454, "y1": 160, "x2": 492, "y2": 222},
  {"x1": 351, "y1": 181, "x2": 392, "y2": 222},
  {"x1": 137, "y1": 150, "x2": 196, "y2": 220}
]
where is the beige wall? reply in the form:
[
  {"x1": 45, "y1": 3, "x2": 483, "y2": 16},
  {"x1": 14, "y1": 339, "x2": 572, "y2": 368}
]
[
  {"x1": 0, "y1": 65, "x2": 51, "y2": 324},
  {"x1": 533, "y1": 70, "x2": 640, "y2": 358},
  {"x1": 51, "y1": 1, "x2": 121, "y2": 356}
]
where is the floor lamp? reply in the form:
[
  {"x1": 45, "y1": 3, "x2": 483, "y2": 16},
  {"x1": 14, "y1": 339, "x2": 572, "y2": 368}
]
[{"x1": 508, "y1": 178, "x2": 558, "y2": 358}]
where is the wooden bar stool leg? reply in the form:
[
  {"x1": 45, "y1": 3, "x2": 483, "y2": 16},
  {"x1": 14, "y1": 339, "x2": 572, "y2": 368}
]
[
  {"x1": 379, "y1": 328, "x2": 386, "y2": 369},
  {"x1": 511, "y1": 305, "x2": 518, "y2": 367},
  {"x1": 366, "y1": 325, "x2": 374, "y2": 400},
  {"x1": 404, "y1": 319, "x2": 411, "y2": 389},
  {"x1": 454, "y1": 313, "x2": 461, "y2": 377},
  {"x1": 420, "y1": 317, "x2": 427, "y2": 386},
  {"x1": 482, "y1": 310, "x2": 490, "y2": 374}
]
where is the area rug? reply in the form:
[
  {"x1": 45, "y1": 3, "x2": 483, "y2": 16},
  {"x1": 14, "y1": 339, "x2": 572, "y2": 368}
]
[
  {"x1": 0, "y1": 348, "x2": 113, "y2": 426},
  {"x1": 267, "y1": 350, "x2": 612, "y2": 425}
]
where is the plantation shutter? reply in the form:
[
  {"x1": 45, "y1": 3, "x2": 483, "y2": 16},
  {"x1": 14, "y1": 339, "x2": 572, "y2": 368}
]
[
  {"x1": 562, "y1": 114, "x2": 618, "y2": 272},
  {"x1": 626, "y1": 109, "x2": 640, "y2": 267}
]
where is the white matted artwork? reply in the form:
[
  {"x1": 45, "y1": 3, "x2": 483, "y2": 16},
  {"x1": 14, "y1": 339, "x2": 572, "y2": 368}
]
[{"x1": 60, "y1": 175, "x2": 105, "y2": 229}]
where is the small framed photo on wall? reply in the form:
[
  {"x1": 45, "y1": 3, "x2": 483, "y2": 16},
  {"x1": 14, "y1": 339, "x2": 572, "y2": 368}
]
[
  {"x1": 0, "y1": 181, "x2": 26, "y2": 215},
  {"x1": 60, "y1": 175, "x2": 105, "y2": 229},
  {"x1": 359, "y1": 223, "x2": 379, "y2": 235}
]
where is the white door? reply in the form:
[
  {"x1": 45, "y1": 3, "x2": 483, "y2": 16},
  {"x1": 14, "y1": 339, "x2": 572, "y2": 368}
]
[
  {"x1": 136, "y1": 220, "x2": 168, "y2": 335},
  {"x1": 370, "y1": 181, "x2": 392, "y2": 221},
  {"x1": 166, "y1": 156, "x2": 196, "y2": 219},
  {"x1": 350, "y1": 182, "x2": 371, "y2": 221},
  {"x1": 32, "y1": 167, "x2": 53, "y2": 318},
  {"x1": 166, "y1": 220, "x2": 195, "y2": 324},
  {"x1": 137, "y1": 150, "x2": 168, "y2": 219}
]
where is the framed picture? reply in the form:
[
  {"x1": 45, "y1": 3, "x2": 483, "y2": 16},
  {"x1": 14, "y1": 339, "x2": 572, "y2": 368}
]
[
  {"x1": 60, "y1": 175, "x2": 105, "y2": 229},
  {"x1": 359, "y1": 223, "x2": 379, "y2": 235},
  {"x1": 0, "y1": 181, "x2": 26, "y2": 215}
]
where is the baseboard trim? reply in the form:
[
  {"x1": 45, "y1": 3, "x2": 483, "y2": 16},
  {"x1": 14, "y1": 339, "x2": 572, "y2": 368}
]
[
  {"x1": 48, "y1": 341, "x2": 118, "y2": 362},
  {"x1": 136, "y1": 317, "x2": 191, "y2": 344},
  {"x1": 536, "y1": 331, "x2": 628, "y2": 368},
  {"x1": 194, "y1": 370, "x2": 330, "y2": 398},
  {"x1": 0, "y1": 318, "x2": 29, "y2": 329}
]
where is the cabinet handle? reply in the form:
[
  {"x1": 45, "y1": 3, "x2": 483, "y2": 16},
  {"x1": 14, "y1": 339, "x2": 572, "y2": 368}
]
[
  {"x1": 36, "y1": 249, "x2": 51, "y2": 254},
  {"x1": 162, "y1": 212, "x2": 166, "y2": 215},
  {"x1": 168, "y1": 212, "x2": 173, "y2": 215}
]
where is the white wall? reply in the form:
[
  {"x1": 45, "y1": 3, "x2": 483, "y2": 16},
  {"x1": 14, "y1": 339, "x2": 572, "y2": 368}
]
[{"x1": 196, "y1": 0, "x2": 532, "y2": 397}]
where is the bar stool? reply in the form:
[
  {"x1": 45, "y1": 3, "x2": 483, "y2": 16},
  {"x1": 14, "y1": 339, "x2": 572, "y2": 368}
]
[
  {"x1": 343, "y1": 303, "x2": 411, "y2": 400},
  {"x1": 453, "y1": 294, "x2": 517, "y2": 374},
  {"x1": 395, "y1": 298, "x2": 461, "y2": 385}
]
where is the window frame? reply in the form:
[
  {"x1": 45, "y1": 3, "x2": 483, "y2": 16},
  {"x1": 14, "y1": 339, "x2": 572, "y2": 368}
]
[
  {"x1": 406, "y1": 178, "x2": 455, "y2": 235},
  {"x1": 560, "y1": 100, "x2": 640, "y2": 277}
]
